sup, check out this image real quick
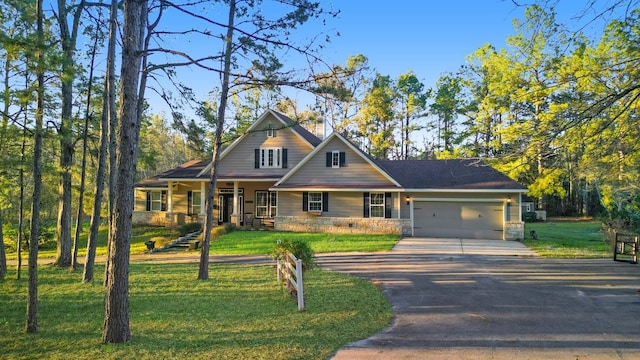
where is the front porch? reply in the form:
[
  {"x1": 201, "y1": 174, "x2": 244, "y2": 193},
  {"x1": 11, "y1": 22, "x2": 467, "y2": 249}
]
[{"x1": 134, "y1": 179, "x2": 278, "y2": 228}]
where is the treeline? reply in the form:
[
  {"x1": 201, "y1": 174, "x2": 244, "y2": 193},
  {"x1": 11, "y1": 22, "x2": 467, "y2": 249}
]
[
  {"x1": 273, "y1": 5, "x2": 640, "y2": 226},
  {"x1": 1, "y1": 2, "x2": 638, "y2": 265}
]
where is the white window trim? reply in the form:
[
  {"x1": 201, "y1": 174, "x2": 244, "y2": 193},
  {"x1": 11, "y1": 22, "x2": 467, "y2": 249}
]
[
  {"x1": 331, "y1": 151, "x2": 340, "y2": 168},
  {"x1": 370, "y1": 192, "x2": 385, "y2": 218},
  {"x1": 308, "y1": 192, "x2": 323, "y2": 212},
  {"x1": 266, "y1": 125, "x2": 276, "y2": 137},
  {"x1": 150, "y1": 191, "x2": 163, "y2": 211},
  {"x1": 256, "y1": 191, "x2": 277, "y2": 218},
  {"x1": 191, "y1": 191, "x2": 202, "y2": 215},
  {"x1": 260, "y1": 147, "x2": 282, "y2": 168}
]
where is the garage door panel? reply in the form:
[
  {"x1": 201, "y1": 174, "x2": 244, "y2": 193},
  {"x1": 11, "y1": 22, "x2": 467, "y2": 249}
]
[{"x1": 414, "y1": 201, "x2": 503, "y2": 240}]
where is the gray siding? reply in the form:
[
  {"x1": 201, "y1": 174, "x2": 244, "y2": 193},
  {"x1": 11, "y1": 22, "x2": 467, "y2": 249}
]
[
  {"x1": 280, "y1": 137, "x2": 395, "y2": 186},
  {"x1": 219, "y1": 114, "x2": 314, "y2": 176},
  {"x1": 278, "y1": 191, "x2": 399, "y2": 218}
]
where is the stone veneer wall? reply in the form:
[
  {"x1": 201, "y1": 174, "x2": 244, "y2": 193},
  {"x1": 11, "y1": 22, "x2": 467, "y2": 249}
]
[
  {"x1": 275, "y1": 216, "x2": 412, "y2": 236},
  {"x1": 504, "y1": 221, "x2": 525, "y2": 240}
]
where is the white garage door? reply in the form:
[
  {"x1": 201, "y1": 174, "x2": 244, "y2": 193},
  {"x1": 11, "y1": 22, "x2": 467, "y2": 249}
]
[{"x1": 413, "y1": 201, "x2": 504, "y2": 239}]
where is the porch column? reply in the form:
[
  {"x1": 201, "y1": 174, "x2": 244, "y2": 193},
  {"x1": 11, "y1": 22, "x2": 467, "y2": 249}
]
[
  {"x1": 200, "y1": 182, "x2": 206, "y2": 216},
  {"x1": 167, "y1": 181, "x2": 174, "y2": 225},
  {"x1": 232, "y1": 181, "x2": 240, "y2": 226},
  {"x1": 518, "y1": 193, "x2": 522, "y2": 222},
  {"x1": 397, "y1": 191, "x2": 402, "y2": 219}
]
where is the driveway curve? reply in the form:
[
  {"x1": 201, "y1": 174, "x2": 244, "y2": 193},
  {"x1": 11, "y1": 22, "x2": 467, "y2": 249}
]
[{"x1": 319, "y1": 238, "x2": 640, "y2": 360}]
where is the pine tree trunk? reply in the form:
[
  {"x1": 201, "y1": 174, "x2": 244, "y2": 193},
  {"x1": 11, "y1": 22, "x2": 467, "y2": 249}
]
[
  {"x1": 84, "y1": 0, "x2": 117, "y2": 284},
  {"x1": 103, "y1": 0, "x2": 146, "y2": 343},
  {"x1": 27, "y1": 0, "x2": 45, "y2": 333},
  {"x1": 72, "y1": 30, "x2": 99, "y2": 270},
  {"x1": 0, "y1": 210, "x2": 6, "y2": 281},
  {"x1": 198, "y1": 0, "x2": 236, "y2": 280},
  {"x1": 54, "y1": 0, "x2": 83, "y2": 268}
]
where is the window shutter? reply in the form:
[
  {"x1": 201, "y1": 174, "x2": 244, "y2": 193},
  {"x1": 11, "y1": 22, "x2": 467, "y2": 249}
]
[
  {"x1": 146, "y1": 191, "x2": 151, "y2": 211},
  {"x1": 339, "y1": 152, "x2": 346, "y2": 167},
  {"x1": 326, "y1": 152, "x2": 332, "y2": 167},
  {"x1": 385, "y1": 192, "x2": 392, "y2": 218},
  {"x1": 322, "y1": 192, "x2": 329, "y2": 212},
  {"x1": 302, "y1": 192, "x2": 308, "y2": 211},
  {"x1": 254, "y1": 149, "x2": 260, "y2": 168},
  {"x1": 161, "y1": 190, "x2": 167, "y2": 211},
  {"x1": 187, "y1": 191, "x2": 193, "y2": 214},
  {"x1": 363, "y1": 192, "x2": 370, "y2": 218},
  {"x1": 282, "y1": 148, "x2": 288, "y2": 168}
]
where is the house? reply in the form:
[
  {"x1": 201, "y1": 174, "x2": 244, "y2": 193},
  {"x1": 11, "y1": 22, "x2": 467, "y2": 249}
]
[{"x1": 134, "y1": 109, "x2": 528, "y2": 240}]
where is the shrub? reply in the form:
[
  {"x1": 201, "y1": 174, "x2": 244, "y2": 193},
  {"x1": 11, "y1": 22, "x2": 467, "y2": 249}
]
[
  {"x1": 523, "y1": 211, "x2": 537, "y2": 223},
  {"x1": 223, "y1": 222, "x2": 236, "y2": 233},
  {"x1": 150, "y1": 236, "x2": 172, "y2": 248},
  {"x1": 178, "y1": 222, "x2": 202, "y2": 236},
  {"x1": 271, "y1": 238, "x2": 315, "y2": 271},
  {"x1": 211, "y1": 225, "x2": 227, "y2": 239}
]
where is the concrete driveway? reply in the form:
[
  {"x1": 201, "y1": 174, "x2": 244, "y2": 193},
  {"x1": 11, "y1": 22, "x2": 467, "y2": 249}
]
[{"x1": 318, "y1": 238, "x2": 640, "y2": 360}]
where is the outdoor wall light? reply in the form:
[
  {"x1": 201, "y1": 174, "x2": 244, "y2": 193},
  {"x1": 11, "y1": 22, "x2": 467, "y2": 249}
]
[
  {"x1": 406, "y1": 196, "x2": 410, "y2": 205},
  {"x1": 507, "y1": 196, "x2": 512, "y2": 206}
]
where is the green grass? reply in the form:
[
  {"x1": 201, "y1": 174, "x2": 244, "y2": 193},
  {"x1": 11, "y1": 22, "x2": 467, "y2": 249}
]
[
  {"x1": 523, "y1": 219, "x2": 612, "y2": 258},
  {"x1": 3, "y1": 224, "x2": 399, "y2": 261},
  {"x1": 3, "y1": 225, "x2": 185, "y2": 260},
  {"x1": 0, "y1": 263, "x2": 392, "y2": 360},
  {"x1": 209, "y1": 231, "x2": 400, "y2": 255}
]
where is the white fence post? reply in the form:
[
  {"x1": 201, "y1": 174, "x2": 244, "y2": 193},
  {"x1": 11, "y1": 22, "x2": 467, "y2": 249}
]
[
  {"x1": 295, "y1": 258, "x2": 304, "y2": 311},
  {"x1": 275, "y1": 252, "x2": 305, "y2": 311}
]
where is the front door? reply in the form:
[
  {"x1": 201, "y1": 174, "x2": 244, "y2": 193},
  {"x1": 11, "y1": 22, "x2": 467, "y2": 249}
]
[{"x1": 218, "y1": 194, "x2": 244, "y2": 225}]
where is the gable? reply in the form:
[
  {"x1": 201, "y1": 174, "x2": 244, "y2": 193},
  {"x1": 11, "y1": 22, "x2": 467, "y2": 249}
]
[
  {"x1": 274, "y1": 133, "x2": 400, "y2": 189},
  {"x1": 197, "y1": 110, "x2": 320, "y2": 178},
  {"x1": 216, "y1": 112, "x2": 317, "y2": 178}
]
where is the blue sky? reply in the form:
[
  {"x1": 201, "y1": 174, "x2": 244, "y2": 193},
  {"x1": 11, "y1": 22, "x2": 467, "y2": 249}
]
[
  {"x1": 323, "y1": 1, "x2": 519, "y2": 85},
  {"x1": 146, "y1": 0, "x2": 614, "y2": 118}
]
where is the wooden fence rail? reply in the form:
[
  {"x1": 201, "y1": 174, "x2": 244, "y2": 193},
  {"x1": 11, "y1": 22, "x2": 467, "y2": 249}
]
[
  {"x1": 613, "y1": 232, "x2": 638, "y2": 264},
  {"x1": 276, "y1": 252, "x2": 305, "y2": 311}
]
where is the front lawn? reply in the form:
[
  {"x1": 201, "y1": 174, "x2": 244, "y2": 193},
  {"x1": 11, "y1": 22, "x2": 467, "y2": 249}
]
[
  {"x1": 3, "y1": 224, "x2": 400, "y2": 261},
  {"x1": 0, "y1": 263, "x2": 392, "y2": 360},
  {"x1": 209, "y1": 231, "x2": 400, "y2": 255},
  {"x1": 523, "y1": 219, "x2": 611, "y2": 258}
]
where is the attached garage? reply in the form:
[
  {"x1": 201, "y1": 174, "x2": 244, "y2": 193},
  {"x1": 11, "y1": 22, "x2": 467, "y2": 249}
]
[{"x1": 413, "y1": 199, "x2": 505, "y2": 240}]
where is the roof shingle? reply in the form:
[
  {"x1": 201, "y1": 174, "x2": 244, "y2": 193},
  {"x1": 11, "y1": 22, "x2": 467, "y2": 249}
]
[{"x1": 375, "y1": 159, "x2": 527, "y2": 190}]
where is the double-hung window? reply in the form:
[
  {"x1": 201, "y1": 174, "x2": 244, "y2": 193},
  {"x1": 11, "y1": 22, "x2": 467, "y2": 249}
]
[
  {"x1": 308, "y1": 192, "x2": 323, "y2": 212},
  {"x1": 146, "y1": 190, "x2": 167, "y2": 211},
  {"x1": 255, "y1": 191, "x2": 277, "y2": 218},
  {"x1": 187, "y1": 191, "x2": 202, "y2": 214},
  {"x1": 363, "y1": 192, "x2": 391, "y2": 218},
  {"x1": 370, "y1": 193, "x2": 385, "y2": 218}
]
